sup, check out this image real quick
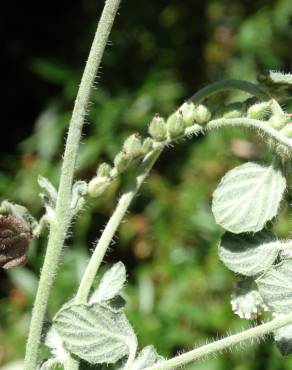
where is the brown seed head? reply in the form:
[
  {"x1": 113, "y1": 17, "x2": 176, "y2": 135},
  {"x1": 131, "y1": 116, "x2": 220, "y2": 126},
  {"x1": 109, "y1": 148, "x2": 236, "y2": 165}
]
[{"x1": 0, "y1": 215, "x2": 31, "y2": 269}]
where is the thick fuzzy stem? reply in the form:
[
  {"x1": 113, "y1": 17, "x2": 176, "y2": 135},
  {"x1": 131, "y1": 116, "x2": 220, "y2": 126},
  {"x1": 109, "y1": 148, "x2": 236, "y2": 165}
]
[{"x1": 24, "y1": 1, "x2": 121, "y2": 369}]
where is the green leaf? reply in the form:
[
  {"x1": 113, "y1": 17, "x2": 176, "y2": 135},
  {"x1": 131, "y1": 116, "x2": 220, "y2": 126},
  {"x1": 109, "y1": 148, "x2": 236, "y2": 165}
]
[
  {"x1": 274, "y1": 323, "x2": 292, "y2": 356},
  {"x1": 89, "y1": 262, "x2": 126, "y2": 304},
  {"x1": 256, "y1": 260, "x2": 292, "y2": 313},
  {"x1": 131, "y1": 345, "x2": 164, "y2": 370},
  {"x1": 212, "y1": 162, "x2": 286, "y2": 233},
  {"x1": 53, "y1": 303, "x2": 137, "y2": 365},
  {"x1": 219, "y1": 230, "x2": 280, "y2": 276},
  {"x1": 70, "y1": 180, "x2": 88, "y2": 212},
  {"x1": 38, "y1": 176, "x2": 57, "y2": 208}
]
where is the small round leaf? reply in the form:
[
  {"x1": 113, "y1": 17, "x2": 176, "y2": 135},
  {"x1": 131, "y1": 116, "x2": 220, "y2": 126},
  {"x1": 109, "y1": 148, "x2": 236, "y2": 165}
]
[
  {"x1": 212, "y1": 162, "x2": 286, "y2": 233},
  {"x1": 219, "y1": 230, "x2": 280, "y2": 276}
]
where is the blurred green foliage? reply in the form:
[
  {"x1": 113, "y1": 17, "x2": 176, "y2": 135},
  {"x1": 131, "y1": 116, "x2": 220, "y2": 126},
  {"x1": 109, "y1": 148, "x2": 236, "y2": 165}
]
[{"x1": 1, "y1": 0, "x2": 292, "y2": 369}]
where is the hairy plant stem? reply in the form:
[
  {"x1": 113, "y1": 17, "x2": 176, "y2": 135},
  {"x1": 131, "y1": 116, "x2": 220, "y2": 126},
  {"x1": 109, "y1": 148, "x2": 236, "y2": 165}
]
[
  {"x1": 75, "y1": 148, "x2": 163, "y2": 303},
  {"x1": 144, "y1": 313, "x2": 292, "y2": 370},
  {"x1": 24, "y1": 1, "x2": 121, "y2": 369},
  {"x1": 206, "y1": 117, "x2": 292, "y2": 151}
]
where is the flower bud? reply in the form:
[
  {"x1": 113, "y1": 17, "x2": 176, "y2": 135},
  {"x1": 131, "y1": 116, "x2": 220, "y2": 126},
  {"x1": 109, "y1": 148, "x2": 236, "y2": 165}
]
[
  {"x1": 114, "y1": 151, "x2": 132, "y2": 173},
  {"x1": 247, "y1": 102, "x2": 270, "y2": 120},
  {"x1": 97, "y1": 162, "x2": 112, "y2": 177},
  {"x1": 141, "y1": 137, "x2": 153, "y2": 155},
  {"x1": 123, "y1": 133, "x2": 142, "y2": 158},
  {"x1": 280, "y1": 123, "x2": 292, "y2": 138},
  {"x1": 268, "y1": 114, "x2": 288, "y2": 130},
  {"x1": 87, "y1": 177, "x2": 110, "y2": 198},
  {"x1": 179, "y1": 101, "x2": 196, "y2": 127},
  {"x1": 148, "y1": 114, "x2": 167, "y2": 141},
  {"x1": 223, "y1": 103, "x2": 243, "y2": 119},
  {"x1": 193, "y1": 104, "x2": 211, "y2": 125},
  {"x1": 166, "y1": 112, "x2": 185, "y2": 138}
]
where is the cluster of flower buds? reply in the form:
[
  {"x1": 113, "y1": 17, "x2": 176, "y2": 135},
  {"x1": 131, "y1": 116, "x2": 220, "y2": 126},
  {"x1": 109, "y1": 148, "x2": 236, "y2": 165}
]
[
  {"x1": 88, "y1": 133, "x2": 155, "y2": 198},
  {"x1": 148, "y1": 102, "x2": 212, "y2": 142},
  {"x1": 245, "y1": 101, "x2": 292, "y2": 139},
  {"x1": 114, "y1": 133, "x2": 143, "y2": 173},
  {"x1": 89, "y1": 102, "x2": 214, "y2": 198},
  {"x1": 270, "y1": 114, "x2": 292, "y2": 138}
]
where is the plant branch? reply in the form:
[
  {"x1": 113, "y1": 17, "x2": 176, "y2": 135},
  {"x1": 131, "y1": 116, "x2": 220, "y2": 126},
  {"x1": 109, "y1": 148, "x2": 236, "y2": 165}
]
[
  {"x1": 75, "y1": 148, "x2": 163, "y2": 303},
  {"x1": 144, "y1": 313, "x2": 292, "y2": 370},
  {"x1": 206, "y1": 117, "x2": 292, "y2": 151},
  {"x1": 24, "y1": 1, "x2": 121, "y2": 369},
  {"x1": 73, "y1": 82, "x2": 291, "y2": 305}
]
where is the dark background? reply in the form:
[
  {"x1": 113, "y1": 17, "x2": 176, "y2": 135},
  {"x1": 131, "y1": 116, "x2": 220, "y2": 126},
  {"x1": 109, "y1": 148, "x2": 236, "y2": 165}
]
[{"x1": 3, "y1": 0, "x2": 291, "y2": 154}]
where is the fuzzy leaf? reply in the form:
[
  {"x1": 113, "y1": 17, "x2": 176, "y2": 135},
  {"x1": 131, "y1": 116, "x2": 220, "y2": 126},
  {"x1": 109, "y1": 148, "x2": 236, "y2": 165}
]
[
  {"x1": 212, "y1": 162, "x2": 286, "y2": 233},
  {"x1": 219, "y1": 230, "x2": 279, "y2": 276},
  {"x1": 256, "y1": 260, "x2": 292, "y2": 313},
  {"x1": 38, "y1": 176, "x2": 57, "y2": 208},
  {"x1": 53, "y1": 303, "x2": 137, "y2": 365},
  {"x1": 131, "y1": 345, "x2": 164, "y2": 370},
  {"x1": 70, "y1": 180, "x2": 87, "y2": 210},
  {"x1": 274, "y1": 323, "x2": 292, "y2": 356},
  {"x1": 45, "y1": 327, "x2": 68, "y2": 359},
  {"x1": 90, "y1": 262, "x2": 126, "y2": 304}
]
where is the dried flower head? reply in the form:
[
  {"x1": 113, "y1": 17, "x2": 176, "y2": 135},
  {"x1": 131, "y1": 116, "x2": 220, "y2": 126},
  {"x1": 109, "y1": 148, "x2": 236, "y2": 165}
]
[{"x1": 0, "y1": 214, "x2": 31, "y2": 269}]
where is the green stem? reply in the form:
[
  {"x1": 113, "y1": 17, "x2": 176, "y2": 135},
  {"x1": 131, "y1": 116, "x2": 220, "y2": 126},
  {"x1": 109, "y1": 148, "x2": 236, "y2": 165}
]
[
  {"x1": 190, "y1": 79, "x2": 270, "y2": 103},
  {"x1": 206, "y1": 117, "x2": 292, "y2": 151},
  {"x1": 24, "y1": 1, "x2": 121, "y2": 369},
  {"x1": 144, "y1": 313, "x2": 292, "y2": 370},
  {"x1": 75, "y1": 149, "x2": 162, "y2": 303}
]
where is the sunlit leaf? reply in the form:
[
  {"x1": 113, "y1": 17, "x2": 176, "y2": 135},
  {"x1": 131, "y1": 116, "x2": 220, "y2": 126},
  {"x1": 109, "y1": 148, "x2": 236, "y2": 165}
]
[
  {"x1": 219, "y1": 230, "x2": 279, "y2": 276},
  {"x1": 212, "y1": 162, "x2": 286, "y2": 233},
  {"x1": 90, "y1": 262, "x2": 126, "y2": 304},
  {"x1": 53, "y1": 303, "x2": 137, "y2": 364}
]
